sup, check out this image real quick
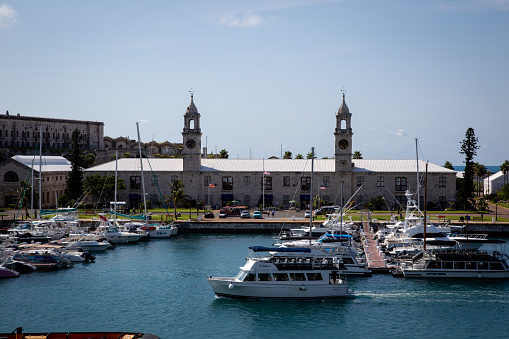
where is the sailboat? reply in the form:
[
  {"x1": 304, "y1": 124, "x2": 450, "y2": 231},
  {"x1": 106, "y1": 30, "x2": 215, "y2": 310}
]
[
  {"x1": 132, "y1": 122, "x2": 177, "y2": 238},
  {"x1": 98, "y1": 150, "x2": 142, "y2": 244}
]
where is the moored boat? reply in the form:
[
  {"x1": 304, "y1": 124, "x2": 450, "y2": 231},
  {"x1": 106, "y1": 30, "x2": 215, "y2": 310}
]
[
  {"x1": 398, "y1": 249, "x2": 509, "y2": 278},
  {"x1": 207, "y1": 246, "x2": 351, "y2": 299}
]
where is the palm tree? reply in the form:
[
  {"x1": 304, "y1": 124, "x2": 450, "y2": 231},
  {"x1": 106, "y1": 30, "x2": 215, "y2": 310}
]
[
  {"x1": 169, "y1": 179, "x2": 189, "y2": 220},
  {"x1": 352, "y1": 151, "x2": 363, "y2": 159},
  {"x1": 283, "y1": 151, "x2": 292, "y2": 159},
  {"x1": 219, "y1": 149, "x2": 229, "y2": 159},
  {"x1": 501, "y1": 160, "x2": 509, "y2": 186},
  {"x1": 295, "y1": 154, "x2": 303, "y2": 159},
  {"x1": 473, "y1": 163, "x2": 487, "y2": 196}
]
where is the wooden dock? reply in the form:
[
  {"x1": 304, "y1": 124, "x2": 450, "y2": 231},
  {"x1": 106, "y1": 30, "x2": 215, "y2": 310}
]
[{"x1": 361, "y1": 220, "x2": 390, "y2": 274}]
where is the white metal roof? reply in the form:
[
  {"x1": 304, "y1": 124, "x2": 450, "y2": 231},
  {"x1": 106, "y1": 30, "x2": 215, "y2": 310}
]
[
  {"x1": 85, "y1": 158, "x2": 455, "y2": 174},
  {"x1": 11, "y1": 155, "x2": 72, "y2": 172}
]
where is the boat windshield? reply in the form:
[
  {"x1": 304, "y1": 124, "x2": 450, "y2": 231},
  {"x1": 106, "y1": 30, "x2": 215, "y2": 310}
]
[{"x1": 236, "y1": 271, "x2": 247, "y2": 281}]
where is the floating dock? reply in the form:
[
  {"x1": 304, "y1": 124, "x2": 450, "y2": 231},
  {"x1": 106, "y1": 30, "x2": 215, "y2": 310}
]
[{"x1": 361, "y1": 220, "x2": 390, "y2": 274}]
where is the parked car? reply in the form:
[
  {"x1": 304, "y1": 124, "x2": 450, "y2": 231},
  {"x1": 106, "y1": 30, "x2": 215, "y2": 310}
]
[
  {"x1": 240, "y1": 210, "x2": 250, "y2": 218},
  {"x1": 219, "y1": 209, "x2": 227, "y2": 218},
  {"x1": 253, "y1": 211, "x2": 263, "y2": 219},
  {"x1": 204, "y1": 211, "x2": 214, "y2": 218},
  {"x1": 304, "y1": 210, "x2": 311, "y2": 218}
]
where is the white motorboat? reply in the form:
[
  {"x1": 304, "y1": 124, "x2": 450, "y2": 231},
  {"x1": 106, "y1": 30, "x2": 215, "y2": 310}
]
[
  {"x1": 100, "y1": 226, "x2": 142, "y2": 244},
  {"x1": 61, "y1": 234, "x2": 110, "y2": 252},
  {"x1": 207, "y1": 246, "x2": 351, "y2": 299},
  {"x1": 399, "y1": 250, "x2": 509, "y2": 279},
  {"x1": 276, "y1": 234, "x2": 371, "y2": 276}
]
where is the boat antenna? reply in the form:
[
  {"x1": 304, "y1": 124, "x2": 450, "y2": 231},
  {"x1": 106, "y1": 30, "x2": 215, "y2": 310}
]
[
  {"x1": 309, "y1": 146, "x2": 314, "y2": 244},
  {"x1": 137, "y1": 122, "x2": 149, "y2": 226},
  {"x1": 423, "y1": 162, "x2": 428, "y2": 251}
]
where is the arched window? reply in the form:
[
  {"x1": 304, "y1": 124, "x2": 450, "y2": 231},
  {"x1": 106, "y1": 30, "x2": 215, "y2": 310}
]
[
  {"x1": 341, "y1": 119, "x2": 346, "y2": 130},
  {"x1": 4, "y1": 171, "x2": 19, "y2": 182},
  {"x1": 189, "y1": 119, "x2": 195, "y2": 130}
]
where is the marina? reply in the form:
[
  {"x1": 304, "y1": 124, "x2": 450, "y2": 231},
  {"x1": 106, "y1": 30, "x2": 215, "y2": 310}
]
[{"x1": 1, "y1": 233, "x2": 509, "y2": 337}]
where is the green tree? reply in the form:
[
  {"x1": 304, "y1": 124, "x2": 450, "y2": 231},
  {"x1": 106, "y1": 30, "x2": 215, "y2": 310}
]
[
  {"x1": 83, "y1": 153, "x2": 96, "y2": 168},
  {"x1": 443, "y1": 161, "x2": 454, "y2": 170},
  {"x1": 84, "y1": 174, "x2": 126, "y2": 207},
  {"x1": 219, "y1": 149, "x2": 229, "y2": 159},
  {"x1": 122, "y1": 152, "x2": 132, "y2": 158},
  {"x1": 295, "y1": 154, "x2": 303, "y2": 159},
  {"x1": 283, "y1": 151, "x2": 292, "y2": 159},
  {"x1": 169, "y1": 179, "x2": 190, "y2": 219},
  {"x1": 17, "y1": 180, "x2": 38, "y2": 216},
  {"x1": 306, "y1": 152, "x2": 314, "y2": 159},
  {"x1": 60, "y1": 129, "x2": 84, "y2": 207},
  {"x1": 352, "y1": 151, "x2": 363, "y2": 159},
  {"x1": 365, "y1": 196, "x2": 385, "y2": 211},
  {"x1": 473, "y1": 163, "x2": 487, "y2": 197},
  {"x1": 500, "y1": 160, "x2": 509, "y2": 186},
  {"x1": 457, "y1": 127, "x2": 479, "y2": 210}
]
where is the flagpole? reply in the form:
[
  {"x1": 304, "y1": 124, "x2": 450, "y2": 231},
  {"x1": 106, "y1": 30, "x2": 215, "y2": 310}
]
[{"x1": 262, "y1": 158, "x2": 265, "y2": 212}]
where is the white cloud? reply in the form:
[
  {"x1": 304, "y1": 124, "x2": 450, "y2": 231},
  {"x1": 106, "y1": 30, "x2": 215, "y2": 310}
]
[
  {"x1": 0, "y1": 3, "x2": 18, "y2": 30},
  {"x1": 218, "y1": 14, "x2": 264, "y2": 27},
  {"x1": 387, "y1": 129, "x2": 407, "y2": 137}
]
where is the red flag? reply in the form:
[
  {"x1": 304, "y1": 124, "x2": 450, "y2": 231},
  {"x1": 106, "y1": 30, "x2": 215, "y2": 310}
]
[
  {"x1": 209, "y1": 184, "x2": 216, "y2": 188},
  {"x1": 99, "y1": 215, "x2": 107, "y2": 221}
]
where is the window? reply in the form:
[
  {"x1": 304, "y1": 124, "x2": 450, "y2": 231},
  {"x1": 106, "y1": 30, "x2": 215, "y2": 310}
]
[
  {"x1": 395, "y1": 177, "x2": 407, "y2": 191},
  {"x1": 273, "y1": 273, "x2": 289, "y2": 281},
  {"x1": 283, "y1": 176, "x2": 290, "y2": 187},
  {"x1": 283, "y1": 195, "x2": 290, "y2": 206},
  {"x1": 257, "y1": 273, "x2": 272, "y2": 281},
  {"x1": 356, "y1": 176, "x2": 364, "y2": 187},
  {"x1": 439, "y1": 177, "x2": 446, "y2": 188},
  {"x1": 222, "y1": 176, "x2": 233, "y2": 190},
  {"x1": 322, "y1": 176, "x2": 330, "y2": 188},
  {"x1": 243, "y1": 195, "x2": 250, "y2": 206},
  {"x1": 439, "y1": 196, "x2": 446, "y2": 208},
  {"x1": 306, "y1": 273, "x2": 323, "y2": 281},
  {"x1": 170, "y1": 175, "x2": 178, "y2": 183},
  {"x1": 4, "y1": 171, "x2": 19, "y2": 182},
  {"x1": 130, "y1": 176, "x2": 141, "y2": 189},
  {"x1": 243, "y1": 176, "x2": 251, "y2": 187},
  {"x1": 377, "y1": 176, "x2": 384, "y2": 187},
  {"x1": 289, "y1": 273, "x2": 306, "y2": 281},
  {"x1": 204, "y1": 176, "x2": 211, "y2": 186},
  {"x1": 301, "y1": 177, "x2": 311, "y2": 190},
  {"x1": 151, "y1": 176, "x2": 158, "y2": 186},
  {"x1": 262, "y1": 176, "x2": 272, "y2": 190},
  {"x1": 395, "y1": 195, "x2": 406, "y2": 207}
]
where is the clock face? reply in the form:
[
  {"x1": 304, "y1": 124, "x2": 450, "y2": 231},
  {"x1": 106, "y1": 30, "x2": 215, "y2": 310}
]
[
  {"x1": 338, "y1": 139, "x2": 349, "y2": 150},
  {"x1": 186, "y1": 139, "x2": 196, "y2": 149}
]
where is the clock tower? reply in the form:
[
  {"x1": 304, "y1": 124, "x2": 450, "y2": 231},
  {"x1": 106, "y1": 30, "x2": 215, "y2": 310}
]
[
  {"x1": 182, "y1": 93, "x2": 202, "y2": 172},
  {"x1": 334, "y1": 92, "x2": 353, "y2": 172}
]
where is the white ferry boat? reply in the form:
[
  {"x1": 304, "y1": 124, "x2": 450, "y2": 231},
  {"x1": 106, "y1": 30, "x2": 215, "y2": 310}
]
[
  {"x1": 400, "y1": 250, "x2": 509, "y2": 278},
  {"x1": 207, "y1": 246, "x2": 351, "y2": 299}
]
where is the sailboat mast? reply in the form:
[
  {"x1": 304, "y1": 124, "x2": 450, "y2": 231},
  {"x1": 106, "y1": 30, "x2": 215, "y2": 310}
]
[
  {"x1": 423, "y1": 162, "x2": 428, "y2": 251},
  {"x1": 136, "y1": 122, "x2": 149, "y2": 225},
  {"x1": 38, "y1": 125, "x2": 42, "y2": 219},
  {"x1": 416, "y1": 138, "x2": 420, "y2": 211},
  {"x1": 31, "y1": 158, "x2": 34, "y2": 224},
  {"x1": 309, "y1": 147, "x2": 314, "y2": 241},
  {"x1": 114, "y1": 150, "x2": 118, "y2": 223}
]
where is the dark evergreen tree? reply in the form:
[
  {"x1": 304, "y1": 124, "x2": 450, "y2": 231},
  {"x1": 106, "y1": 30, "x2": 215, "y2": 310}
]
[
  {"x1": 458, "y1": 128, "x2": 479, "y2": 210},
  {"x1": 60, "y1": 129, "x2": 84, "y2": 206}
]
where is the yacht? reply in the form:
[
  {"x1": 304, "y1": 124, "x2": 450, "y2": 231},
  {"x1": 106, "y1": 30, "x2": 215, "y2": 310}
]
[
  {"x1": 398, "y1": 250, "x2": 509, "y2": 278},
  {"x1": 207, "y1": 246, "x2": 351, "y2": 299}
]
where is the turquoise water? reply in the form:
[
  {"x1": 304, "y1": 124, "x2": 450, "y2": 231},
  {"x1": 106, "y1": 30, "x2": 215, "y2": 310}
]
[{"x1": 2, "y1": 234, "x2": 509, "y2": 338}]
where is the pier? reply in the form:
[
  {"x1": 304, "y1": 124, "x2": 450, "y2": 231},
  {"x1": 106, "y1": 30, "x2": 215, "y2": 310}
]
[{"x1": 361, "y1": 219, "x2": 390, "y2": 274}]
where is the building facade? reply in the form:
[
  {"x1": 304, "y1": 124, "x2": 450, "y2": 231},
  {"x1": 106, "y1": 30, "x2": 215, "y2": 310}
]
[
  {"x1": 0, "y1": 111, "x2": 104, "y2": 161},
  {"x1": 0, "y1": 156, "x2": 71, "y2": 209},
  {"x1": 84, "y1": 94, "x2": 457, "y2": 211}
]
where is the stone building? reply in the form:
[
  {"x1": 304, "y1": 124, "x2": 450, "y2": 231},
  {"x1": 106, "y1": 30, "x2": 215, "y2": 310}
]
[
  {"x1": 0, "y1": 111, "x2": 104, "y2": 161},
  {"x1": 84, "y1": 94, "x2": 457, "y2": 211},
  {"x1": 0, "y1": 155, "x2": 71, "y2": 209}
]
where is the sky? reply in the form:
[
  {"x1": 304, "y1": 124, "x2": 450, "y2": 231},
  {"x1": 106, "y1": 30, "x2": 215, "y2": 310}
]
[{"x1": 1, "y1": 0, "x2": 508, "y2": 168}]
